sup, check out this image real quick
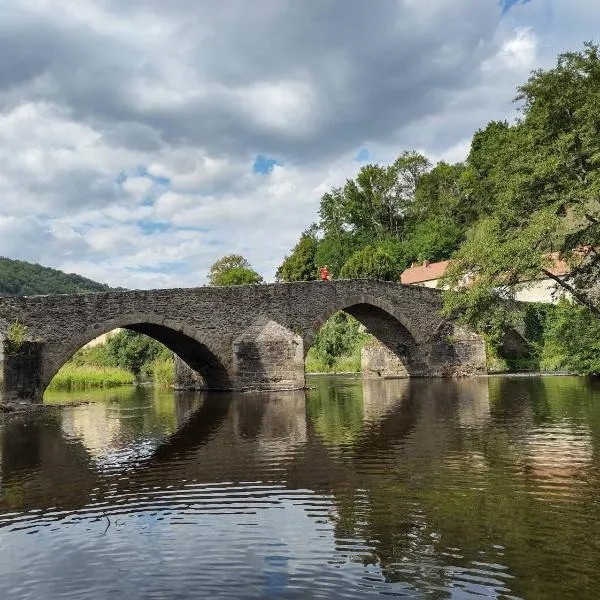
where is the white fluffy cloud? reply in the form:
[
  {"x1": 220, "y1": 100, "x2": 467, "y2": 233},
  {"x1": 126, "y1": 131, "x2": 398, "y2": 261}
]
[{"x1": 1, "y1": 0, "x2": 599, "y2": 288}]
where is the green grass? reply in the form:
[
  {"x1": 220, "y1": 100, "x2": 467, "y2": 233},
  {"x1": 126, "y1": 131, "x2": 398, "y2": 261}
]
[
  {"x1": 147, "y1": 356, "x2": 175, "y2": 387},
  {"x1": 305, "y1": 345, "x2": 362, "y2": 373},
  {"x1": 47, "y1": 364, "x2": 135, "y2": 390}
]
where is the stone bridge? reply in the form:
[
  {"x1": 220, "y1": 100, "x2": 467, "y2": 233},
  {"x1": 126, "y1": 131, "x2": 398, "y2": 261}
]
[{"x1": 0, "y1": 280, "x2": 486, "y2": 403}]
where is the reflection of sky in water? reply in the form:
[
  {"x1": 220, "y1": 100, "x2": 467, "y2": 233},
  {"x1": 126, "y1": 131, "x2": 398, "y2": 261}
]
[
  {"x1": 1, "y1": 492, "x2": 396, "y2": 599},
  {"x1": 1, "y1": 377, "x2": 600, "y2": 599}
]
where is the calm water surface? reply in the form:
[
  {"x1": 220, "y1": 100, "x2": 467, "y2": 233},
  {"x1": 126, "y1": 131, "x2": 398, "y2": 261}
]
[{"x1": 1, "y1": 375, "x2": 600, "y2": 599}]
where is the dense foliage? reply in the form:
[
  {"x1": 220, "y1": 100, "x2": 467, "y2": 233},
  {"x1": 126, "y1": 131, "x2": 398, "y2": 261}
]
[
  {"x1": 538, "y1": 301, "x2": 600, "y2": 375},
  {"x1": 0, "y1": 257, "x2": 115, "y2": 296},
  {"x1": 208, "y1": 254, "x2": 263, "y2": 286},
  {"x1": 277, "y1": 152, "x2": 475, "y2": 283},
  {"x1": 305, "y1": 313, "x2": 372, "y2": 373},
  {"x1": 276, "y1": 229, "x2": 319, "y2": 282},
  {"x1": 442, "y1": 43, "x2": 600, "y2": 332},
  {"x1": 68, "y1": 330, "x2": 174, "y2": 385}
]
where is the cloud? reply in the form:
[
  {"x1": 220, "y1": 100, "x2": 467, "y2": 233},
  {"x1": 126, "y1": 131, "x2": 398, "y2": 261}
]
[{"x1": 1, "y1": 0, "x2": 599, "y2": 288}]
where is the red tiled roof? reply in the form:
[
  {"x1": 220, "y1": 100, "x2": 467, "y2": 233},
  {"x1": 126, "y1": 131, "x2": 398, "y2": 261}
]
[
  {"x1": 400, "y1": 253, "x2": 572, "y2": 285},
  {"x1": 400, "y1": 260, "x2": 451, "y2": 284},
  {"x1": 543, "y1": 252, "x2": 571, "y2": 277}
]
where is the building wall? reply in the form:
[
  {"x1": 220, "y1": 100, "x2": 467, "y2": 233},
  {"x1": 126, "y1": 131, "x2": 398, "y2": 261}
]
[
  {"x1": 407, "y1": 276, "x2": 570, "y2": 304},
  {"x1": 513, "y1": 279, "x2": 571, "y2": 304},
  {"x1": 420, "y1": 279, "x2": 440, "y2": 289}
]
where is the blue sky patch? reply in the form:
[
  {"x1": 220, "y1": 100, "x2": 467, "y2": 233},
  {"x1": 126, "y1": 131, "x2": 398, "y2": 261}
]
[
  {"x1": 253, "y1": 155, "x2": 280, "y2": 175},
  {"x1": 354, "y1": 148, "x2": 370, "y2": 162},
  {"x1": 500, "y1": 0, "x2": 531, "y2": 14},
  {"x1": 138, "y1": 221, "x2": 170, "y2": 235}
]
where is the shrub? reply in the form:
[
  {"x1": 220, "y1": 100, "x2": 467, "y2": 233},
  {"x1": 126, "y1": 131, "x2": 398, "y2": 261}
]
[{"x1": 3, "y1": 321, "x2": 29, "y2": 354}]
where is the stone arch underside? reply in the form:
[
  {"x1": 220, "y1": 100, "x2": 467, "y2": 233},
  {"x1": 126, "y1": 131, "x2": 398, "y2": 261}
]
[
  {"x1": 304, "y1": 300, "x2": 425, "y2": 378},
  {"x1": 42, "y1": 316, "x2": 232, "y2": 394},
  {"x1": 346, "y1": 303, "x2": 424, "y2": 377}
]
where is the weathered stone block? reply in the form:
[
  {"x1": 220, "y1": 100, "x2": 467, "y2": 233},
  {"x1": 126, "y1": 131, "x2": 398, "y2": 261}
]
[
  {"x1": 174, "y1": 356, "x2": 206, "y2": 390},
  {"x1": 361, "y1": 340, "x2": 410, "y2": 378},
  {"x1": 1, "y1": 341, "x2": 44, "y2": 403},
  {"x1": 233, "y1": 319, "x2": 304, "y2": 390}
]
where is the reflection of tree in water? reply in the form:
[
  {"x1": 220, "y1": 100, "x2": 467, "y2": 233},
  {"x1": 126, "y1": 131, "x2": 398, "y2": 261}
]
[
  {"x1": 306, "y1": 377, "x2": 364, "y2": 447},
  {"x1": 317, "y1": 378, "x2": 460, "y2": 598},
  {"x1": 323, "y1": 377, "x2": 600, "y2": 600},
  {"x1": 2, "y1": 378, "x2": 600, "y2": 598}
]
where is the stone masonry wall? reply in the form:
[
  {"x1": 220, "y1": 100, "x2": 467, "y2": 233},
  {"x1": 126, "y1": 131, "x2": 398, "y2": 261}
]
[{"x1": 0, "y1": 280, "x2": 487, "y2": 402}]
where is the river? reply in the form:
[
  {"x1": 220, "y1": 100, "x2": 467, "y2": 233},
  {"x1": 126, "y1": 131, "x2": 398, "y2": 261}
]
[{"x1": 1, "y1": 375, "x2": 600, "y2": 599}]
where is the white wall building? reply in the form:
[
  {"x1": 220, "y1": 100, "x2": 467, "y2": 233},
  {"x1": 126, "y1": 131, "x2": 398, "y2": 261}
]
[{"x1": 400, "y1": 254, "x2": 571, "y2": 304}]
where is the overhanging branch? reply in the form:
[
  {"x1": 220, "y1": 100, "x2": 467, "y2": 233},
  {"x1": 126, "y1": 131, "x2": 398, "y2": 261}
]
[{"x1": 542, "y1": 269, "x2": 600, "y2": 317}]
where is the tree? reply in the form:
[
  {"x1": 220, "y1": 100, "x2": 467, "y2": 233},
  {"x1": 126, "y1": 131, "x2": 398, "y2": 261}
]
[
  {"x1": 276, "y1": 228, "x2": 319, "y2": 282},
  {"x1": 208, "y1": 254, "x2": 263, "y2": 286},
  {"x1": 339, "y1": 241, "x2": 405, "y2": 281},
  {"x1": 310, "y1": 312, "x2": 367, "y2": 368},
  {"x1": 443, "y1": 42, "x2": 600, "y2": 331},
  {"x1": 342, "y1": 152, "x2": 431, "y2": 240},
  {"x1": 314, "y1": 230, "x2": 363, "y2": 277},
  {"x1": 539, "y1": 300, "x2": 600, "y2": 375},
  {"x1": 106, "y1": 330, "x2": 168, "y2": 378},
  {"x1": 403, "y1": 216, "x2": 464, "y2": 264}
]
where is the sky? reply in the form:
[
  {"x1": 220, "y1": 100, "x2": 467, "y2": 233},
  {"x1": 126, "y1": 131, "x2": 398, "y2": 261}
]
[{"x1": 0, "y1": 0, "x2": 599, "y2": 289}]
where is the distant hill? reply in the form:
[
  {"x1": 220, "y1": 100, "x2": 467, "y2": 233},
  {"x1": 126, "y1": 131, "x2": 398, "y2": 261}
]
[{"x1": 0, "y1": 257, "x2": 117, "y2": 296}]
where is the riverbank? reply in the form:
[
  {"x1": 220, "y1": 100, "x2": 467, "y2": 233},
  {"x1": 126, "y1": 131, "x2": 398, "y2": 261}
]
[{"x1": 47, "y1": 364, "x2": 135, "y2": 390}]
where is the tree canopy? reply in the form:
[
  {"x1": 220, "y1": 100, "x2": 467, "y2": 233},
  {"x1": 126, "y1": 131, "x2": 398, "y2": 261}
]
[
  {"x1": 208, "y1": 254, "x2": 264, "y2": 286},
  {"x1": 442, "y1": 42, "x2": 600, "y2": 330},
  {"x1": 276, "y1": 228, "x2": 319, "y2": 282},
  {"x1": 277, "y1": 152, "x2": 470, "y2": 283}
]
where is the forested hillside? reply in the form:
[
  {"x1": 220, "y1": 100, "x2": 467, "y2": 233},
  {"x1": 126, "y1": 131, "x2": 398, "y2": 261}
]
[{"x1": 0, "y1": 257, "x2": 114, "y2": 296}]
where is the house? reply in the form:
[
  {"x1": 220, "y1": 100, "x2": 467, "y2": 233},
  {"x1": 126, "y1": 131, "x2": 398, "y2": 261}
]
[{"x1": 400, "y1": 253, "x2": 571, "y2": 304}]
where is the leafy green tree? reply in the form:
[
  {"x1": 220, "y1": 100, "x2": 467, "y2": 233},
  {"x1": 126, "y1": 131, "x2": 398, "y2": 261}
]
[
  {"x1": 310, "y1": 312, "x2": 368, "y2": 368},
  {"x1": 342, "y1": 152, "x2": 431, "y2": 240},
  {"x1": 208, "y1": 254, "x2": 263, "y2": 286},
  {"x1": 106, "y1": 330, "x2": 170, "y2": 378},
  {"x1": 403, "y1": 216, "x2": 464, "y2": 263},
  {"x1": 314, "y1": 230, "x2": 363, "y2": 277},
  {"x1": 443, "y1": 42, "x2": 600, "y2": 329},
  {"x1": 540, "y1": 300, "x2": 600, "y2": 375},
  {"x1": 339, "y1": 241, "x2": 405, "y2": 281},
  {"x1": 276, "y1": 228, "x2": 319, "y2": 282}
]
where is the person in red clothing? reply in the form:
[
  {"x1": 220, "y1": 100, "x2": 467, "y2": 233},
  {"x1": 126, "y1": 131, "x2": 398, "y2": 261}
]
[{"x1": 319, "y1": 265, "x2": 330, "y2": 281}]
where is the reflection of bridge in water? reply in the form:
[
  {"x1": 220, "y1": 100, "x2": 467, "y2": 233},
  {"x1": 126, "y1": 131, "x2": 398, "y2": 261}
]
[
  {"x1": 2, "y1": 376, "x2": 598, "y2": 600},
  {"x1": 0, "y1": 378, "x2": 494, "y2": 519}
]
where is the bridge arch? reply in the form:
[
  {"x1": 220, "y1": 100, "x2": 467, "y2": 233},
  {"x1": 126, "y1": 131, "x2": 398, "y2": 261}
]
[
  {"x1": 304, "y1": 296, "x2": 424, "y2": 377},
  {"x1": 42, "y1": 313, "x2": 232, "y2": 393}
]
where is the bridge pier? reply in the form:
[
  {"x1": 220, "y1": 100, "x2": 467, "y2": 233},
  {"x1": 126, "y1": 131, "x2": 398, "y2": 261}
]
[
  {"x1": 174, "y1": 357, "x2": 206, "y2": 391},
  {"x1": 361, "y1": 323, "x2": 486, "y2": 379},
  {"x1": 232, "y1": 319, "x2": 305, "y2": 391},
  {"x1": 1, "y1": 341, "x2": 45, "y2": 403},
  {"x1": 175, "y1": 320, "x2": 305, "y2": 392}
]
